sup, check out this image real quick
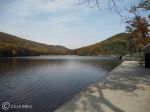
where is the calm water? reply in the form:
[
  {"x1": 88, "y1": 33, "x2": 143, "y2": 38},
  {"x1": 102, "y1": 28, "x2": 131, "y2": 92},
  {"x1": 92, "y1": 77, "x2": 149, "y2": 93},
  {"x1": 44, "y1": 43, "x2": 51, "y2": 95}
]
[{"x1": 0, "y1": 56, "x2": 119, "y2": 112}]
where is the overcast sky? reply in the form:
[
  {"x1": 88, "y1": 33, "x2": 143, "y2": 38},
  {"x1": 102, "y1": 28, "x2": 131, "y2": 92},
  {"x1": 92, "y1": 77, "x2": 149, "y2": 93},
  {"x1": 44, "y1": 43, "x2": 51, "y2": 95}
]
[{"x1": 0, "y1": 0, "x2": 139, "y2": 49}]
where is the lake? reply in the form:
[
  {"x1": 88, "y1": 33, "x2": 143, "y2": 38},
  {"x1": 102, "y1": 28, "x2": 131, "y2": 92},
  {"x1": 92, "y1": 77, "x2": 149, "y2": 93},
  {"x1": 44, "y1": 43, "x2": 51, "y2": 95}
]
[{"x1": 0, "y1": 56, "x2": 119, "y2": 112}]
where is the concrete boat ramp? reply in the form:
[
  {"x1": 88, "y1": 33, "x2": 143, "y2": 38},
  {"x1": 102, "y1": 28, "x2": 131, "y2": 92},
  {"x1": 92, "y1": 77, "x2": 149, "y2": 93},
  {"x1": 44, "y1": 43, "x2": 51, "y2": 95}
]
[{"x1": 55, "y1": 61, "x2": 150, "y2": 112}]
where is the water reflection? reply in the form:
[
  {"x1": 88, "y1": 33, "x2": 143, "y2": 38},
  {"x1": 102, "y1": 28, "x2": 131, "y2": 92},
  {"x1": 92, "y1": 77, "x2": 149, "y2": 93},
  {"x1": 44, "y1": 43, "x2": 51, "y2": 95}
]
[{"x1": 0, "y1": 56, "x2": 119, "y2": 112}]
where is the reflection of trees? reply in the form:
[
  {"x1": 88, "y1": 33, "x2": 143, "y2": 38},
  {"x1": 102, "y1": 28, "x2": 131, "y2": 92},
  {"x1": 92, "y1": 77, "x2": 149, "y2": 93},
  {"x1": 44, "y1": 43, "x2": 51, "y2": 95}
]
[
  {"x1": 75, "y1": 59, "x2": 119, "y2": 72},
  {"x1": 0, "y1": 57, "x2": 119, "y2": 77},
  {"x1": 0, "y1": 58, "x2": 68, "y2": 76}
]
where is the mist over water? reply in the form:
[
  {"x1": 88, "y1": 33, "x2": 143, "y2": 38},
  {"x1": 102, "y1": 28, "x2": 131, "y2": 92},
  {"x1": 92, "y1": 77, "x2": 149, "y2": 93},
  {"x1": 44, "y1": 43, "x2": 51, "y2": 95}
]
[{"x1": 0, "y1": 56, "x2": 119, "y2": 112}]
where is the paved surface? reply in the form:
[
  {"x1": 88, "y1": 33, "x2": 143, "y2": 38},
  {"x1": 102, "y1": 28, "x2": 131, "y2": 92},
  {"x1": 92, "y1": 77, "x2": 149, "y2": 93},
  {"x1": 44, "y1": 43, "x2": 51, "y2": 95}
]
[{"x1": 55, "y1": 61, "x2": 150, "y2": 112}]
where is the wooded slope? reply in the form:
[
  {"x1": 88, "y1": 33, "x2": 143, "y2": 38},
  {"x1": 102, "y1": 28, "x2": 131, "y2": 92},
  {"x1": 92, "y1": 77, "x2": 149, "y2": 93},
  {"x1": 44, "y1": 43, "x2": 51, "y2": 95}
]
[
  {"x1": 75, "y1": 33, "x2": 143, "y2": 56},
  {"x1": 0, "y1": 32, "x2": 72, "y2": 57}
]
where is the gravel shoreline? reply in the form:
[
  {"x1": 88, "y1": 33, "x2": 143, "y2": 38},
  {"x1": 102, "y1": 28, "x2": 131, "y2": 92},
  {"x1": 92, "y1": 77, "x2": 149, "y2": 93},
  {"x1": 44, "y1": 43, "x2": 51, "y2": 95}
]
[{"x1": 55, "y1": 61, "x2": 150, "y2": 112}]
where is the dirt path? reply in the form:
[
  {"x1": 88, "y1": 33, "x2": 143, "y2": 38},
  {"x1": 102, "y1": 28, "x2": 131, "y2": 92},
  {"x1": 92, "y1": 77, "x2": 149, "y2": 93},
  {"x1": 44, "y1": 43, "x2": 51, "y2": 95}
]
[{"x1": 55, "y1": 61, "x2": 150, "y2": 112}]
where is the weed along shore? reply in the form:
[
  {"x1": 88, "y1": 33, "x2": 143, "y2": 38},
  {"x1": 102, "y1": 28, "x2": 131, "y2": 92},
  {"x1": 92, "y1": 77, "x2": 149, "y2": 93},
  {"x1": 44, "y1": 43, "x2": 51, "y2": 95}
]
[{"x1": 55, "y1": 61, "x2": 150, "y2": 112}]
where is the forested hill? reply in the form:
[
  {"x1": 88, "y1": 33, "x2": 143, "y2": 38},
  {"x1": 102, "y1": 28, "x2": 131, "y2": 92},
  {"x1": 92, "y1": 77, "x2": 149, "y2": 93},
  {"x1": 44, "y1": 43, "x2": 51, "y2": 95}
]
[
  {"x1": 0, "y1": 32, "x2": 72, "y2": 57},
  {"x1": 74, "y1": 33, "x2": 135, "y2": 56}
]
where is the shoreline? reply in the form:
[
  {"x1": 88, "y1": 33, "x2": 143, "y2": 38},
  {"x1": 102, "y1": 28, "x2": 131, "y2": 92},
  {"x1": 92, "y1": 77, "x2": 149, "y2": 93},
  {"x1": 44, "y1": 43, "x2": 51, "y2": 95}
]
[{"x1": 55, "y1": 61, "x2": 150, "y2": 112}]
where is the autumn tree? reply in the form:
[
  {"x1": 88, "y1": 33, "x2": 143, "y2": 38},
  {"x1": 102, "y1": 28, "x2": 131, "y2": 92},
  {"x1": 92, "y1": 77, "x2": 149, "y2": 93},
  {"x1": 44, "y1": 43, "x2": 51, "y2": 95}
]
[
  {"x1": 74, "y1": 0, "x2": 150, "y2": 56},
  {"x1": 126, "y1": 0, "x2": 150, "y2": 51},
  {"x1": 137, "y1": 0, "x2": 150, "y2": 10}
]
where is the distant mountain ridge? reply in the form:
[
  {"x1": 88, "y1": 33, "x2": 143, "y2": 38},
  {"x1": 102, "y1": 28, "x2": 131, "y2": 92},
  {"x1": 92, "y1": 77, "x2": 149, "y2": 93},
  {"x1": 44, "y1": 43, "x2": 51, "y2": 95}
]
[
  {"x1": 74, "y1": 33, "x2": 138, "y2": 56},
  {"x1": 1, "y1": 32, "x2": 149, "y2": 57},
  {"x1": 0, "y1": 32, "x2": 72, "y2": 57}
]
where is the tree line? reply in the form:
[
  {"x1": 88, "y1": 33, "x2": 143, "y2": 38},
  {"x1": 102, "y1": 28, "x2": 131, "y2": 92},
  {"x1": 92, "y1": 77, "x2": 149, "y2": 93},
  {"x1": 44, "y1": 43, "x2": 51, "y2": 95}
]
[{"x1": 0, "y1": 32, "x2": 72, "y2": 57}]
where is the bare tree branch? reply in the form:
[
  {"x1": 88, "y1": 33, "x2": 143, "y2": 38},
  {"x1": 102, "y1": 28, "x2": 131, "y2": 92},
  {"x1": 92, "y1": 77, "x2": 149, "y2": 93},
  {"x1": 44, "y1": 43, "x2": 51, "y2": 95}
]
[{"x1": 74, "y1": 0, "x2": 124, "y2": 19}]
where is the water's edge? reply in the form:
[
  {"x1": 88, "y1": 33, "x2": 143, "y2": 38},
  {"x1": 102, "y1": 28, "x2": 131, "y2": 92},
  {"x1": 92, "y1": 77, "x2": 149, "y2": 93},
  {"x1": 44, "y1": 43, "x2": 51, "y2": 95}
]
[{"x1": 54, "y1": 61, "x2": 122, "y2": 111}]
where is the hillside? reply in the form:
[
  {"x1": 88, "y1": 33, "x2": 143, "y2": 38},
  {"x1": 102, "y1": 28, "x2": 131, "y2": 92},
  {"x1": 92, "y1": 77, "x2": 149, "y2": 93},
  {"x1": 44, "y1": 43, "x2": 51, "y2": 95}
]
[
  {"x1": 75, "y1": 33, "x2": 147, "y2": 56},
  {"x1": 0, "y1": 32, "x2": 72, "y2": 57}
]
